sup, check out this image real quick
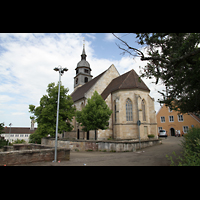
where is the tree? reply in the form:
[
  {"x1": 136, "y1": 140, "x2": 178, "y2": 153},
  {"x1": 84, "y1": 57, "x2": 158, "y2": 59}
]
[
  {"x1": 0, "y1": 122, "x2": 4, "y2": 135},
  {"x1": 29, "y1": 82, "x2": 76, "y2": 143},
  {"x1": 76, "y1": 91, "x2": 112, "y2": 140},
  {"x1": 0, "y1": 123, "x2": 8, "y2": 148},
  {"x1": 113, "y1": 33, "x2": 200, "y2": 114}
]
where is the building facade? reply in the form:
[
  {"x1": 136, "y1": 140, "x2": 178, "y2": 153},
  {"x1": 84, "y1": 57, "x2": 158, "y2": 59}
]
[
  {"x1": 65, "y1": 44, "x2": 157, "y2": 140},
  {"x1": 1, "y1": 127, "x2": 37, "y2": 143},
  {"x1": 156, "y1": 104, "x2": 200, "y2": 136}
]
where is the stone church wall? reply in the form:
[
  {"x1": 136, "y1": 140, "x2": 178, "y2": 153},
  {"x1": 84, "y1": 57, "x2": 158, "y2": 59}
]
[{"x1": 111, "y1": 89, "x2": 157, "y2": 140}]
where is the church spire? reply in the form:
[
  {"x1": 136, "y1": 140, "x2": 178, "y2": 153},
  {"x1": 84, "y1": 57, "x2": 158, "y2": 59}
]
[
  {"x1": 74, "y1": 37, "x2": 93, "y2": 89},
  {"x1": 81, "y1": 37, "x2": 87, "y2": 60}
]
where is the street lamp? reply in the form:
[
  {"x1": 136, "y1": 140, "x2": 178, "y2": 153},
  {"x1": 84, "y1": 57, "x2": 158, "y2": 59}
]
[{"x1": 53, "y1": 65, "x2": 68, "y2": 162}]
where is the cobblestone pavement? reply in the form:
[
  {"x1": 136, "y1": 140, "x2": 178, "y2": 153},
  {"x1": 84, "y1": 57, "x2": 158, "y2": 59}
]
[{"x1": 19, "y1": 136, "x2": 183, "y2": 166}]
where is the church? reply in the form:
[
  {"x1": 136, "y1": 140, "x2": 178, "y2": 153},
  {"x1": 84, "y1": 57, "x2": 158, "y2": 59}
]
[{"x1": 65, "y1": 43, "x2": 157, "y2": 140}]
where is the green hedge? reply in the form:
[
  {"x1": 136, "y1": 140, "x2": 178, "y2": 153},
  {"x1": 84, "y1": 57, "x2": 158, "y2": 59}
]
[{"x1": 167, "y1": 126, "x2": 200, "y2": 166}]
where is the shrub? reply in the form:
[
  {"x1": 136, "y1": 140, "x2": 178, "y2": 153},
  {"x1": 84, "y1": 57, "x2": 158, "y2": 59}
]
[
  {"x1": 148, "y1": 134, "x2": 155, "y2": 138},
  {"x1": 0, "y1": 138, "x2": 8, "y2": 148},
  {"x1": 166, "y1": 126, "x2": 200, "y2": 166},
  {"x1": 12, "y1": 139, "x2": 26, "y2": 144},
  {"x1": 29, "y1": 131, "x2": 43, "y2": 144}
]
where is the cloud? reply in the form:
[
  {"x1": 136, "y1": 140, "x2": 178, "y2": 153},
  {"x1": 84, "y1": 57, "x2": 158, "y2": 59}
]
[
  {"x1": 0, "y1": 33, "x2": 82, "y2": 99},
  {"x1": 104, "y1": 33, "x2": 120, "y2": 42},
  {"x1": 11, "y1": 112, "x2": 26, "y2": 116},
  {"x1": 85, "y1": 33, "x2": 96, "y2": 40},
  {"x1": 0, "y1": 95, "x2": 14, "y2": 103},
  {"x1": 0, "y1": 33, "x2": 84, "y2": 126}
]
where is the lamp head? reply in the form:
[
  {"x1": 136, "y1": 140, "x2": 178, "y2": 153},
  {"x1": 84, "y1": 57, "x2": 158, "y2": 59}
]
[
  {"x1": 54, "y1": 67, "x2": 59, "y2": 72},
  {"x1": 63, "y1": 68, "x2": 68, "y2": 72}
]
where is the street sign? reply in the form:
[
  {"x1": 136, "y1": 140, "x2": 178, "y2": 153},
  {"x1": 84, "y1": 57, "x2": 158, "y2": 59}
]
[{"x1": 137, "y1": 120, "x2": 141, "y2": 126}]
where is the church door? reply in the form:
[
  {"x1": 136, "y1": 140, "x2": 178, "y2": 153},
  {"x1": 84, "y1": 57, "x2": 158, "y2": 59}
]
[{"x1": 77, "y1": 129, "x2": 80, "y2": 139}]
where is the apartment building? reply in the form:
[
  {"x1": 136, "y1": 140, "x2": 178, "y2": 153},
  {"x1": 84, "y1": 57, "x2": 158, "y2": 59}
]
[{"x1": 156, "y1": 104, "x2": 200, "y2": 136}]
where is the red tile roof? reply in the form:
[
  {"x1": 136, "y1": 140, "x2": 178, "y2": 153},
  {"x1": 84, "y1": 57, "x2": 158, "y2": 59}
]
[
  {"x1": 3, "y1": 127, "x2": 37, "y2": 134},
  {"x1": 189, "y1": 113, "x2": 200, "y2": 123}
]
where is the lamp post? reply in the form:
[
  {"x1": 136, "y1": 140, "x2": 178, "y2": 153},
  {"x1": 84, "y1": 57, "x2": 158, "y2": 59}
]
[{"x1": 53, "y1": 65, "x2": 68, "y2": 162}]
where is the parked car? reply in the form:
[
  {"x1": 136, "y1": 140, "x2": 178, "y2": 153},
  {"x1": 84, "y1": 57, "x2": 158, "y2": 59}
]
[{"x1": 158, "y1": 129, "x2": 168, "y2": 138}]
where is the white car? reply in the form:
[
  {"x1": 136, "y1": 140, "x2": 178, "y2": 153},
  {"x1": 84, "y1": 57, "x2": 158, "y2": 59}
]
[{"x1": 159, "y1": 129, "x2": 168, "y2": 138}]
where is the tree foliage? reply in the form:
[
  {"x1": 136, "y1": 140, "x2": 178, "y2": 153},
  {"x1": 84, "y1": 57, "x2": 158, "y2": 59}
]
[
  {"x1": 113, "y1": 33, "x2": 200, "y2": 114},
  {"x1": 29, "y1": 82, "x2": 76, "y2": 143},
  {"x1": 0, "y1": 122, "x2": 5, "y2": 135},
  {"x1": 0, "y1": 122, "x2": 9, "y2": 148},
  {"x1": 76, "y1": 91, "x2": 112, "y2": 137}
]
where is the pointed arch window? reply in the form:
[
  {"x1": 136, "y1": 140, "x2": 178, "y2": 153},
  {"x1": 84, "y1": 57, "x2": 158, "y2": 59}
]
[
  {"x1": 126, "y1": 99, "x2": 133, "y2": 121},
  {"x1": 142, "y1": 99, "x2": 146, "y2": 121},
  {"x1": 114, "y1": 100, "x2": 117, "y2": 123},
  {"x1": 114, "y1": 99, "x2": 119, "y2": 123}
]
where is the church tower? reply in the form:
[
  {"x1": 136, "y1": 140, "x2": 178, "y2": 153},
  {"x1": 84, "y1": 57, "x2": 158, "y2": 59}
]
[{"x1": 74, "y1": 38, "x2": 93, "y2": 89}]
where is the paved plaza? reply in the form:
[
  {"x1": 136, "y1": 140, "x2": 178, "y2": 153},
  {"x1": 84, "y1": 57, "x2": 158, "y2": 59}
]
[{"x1": 19, "y1": 136, "x2": 183, "y2": 166}]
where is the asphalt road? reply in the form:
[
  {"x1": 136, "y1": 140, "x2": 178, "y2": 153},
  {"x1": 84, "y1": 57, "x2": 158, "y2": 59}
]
[{"x1": 20, "y1": 136, "x2": 184, "y2": 166}]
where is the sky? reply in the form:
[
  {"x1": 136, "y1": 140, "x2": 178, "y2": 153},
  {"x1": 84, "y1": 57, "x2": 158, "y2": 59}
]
[{"x1": 0, "y1": 33, "x2": 165, "y2": 128}]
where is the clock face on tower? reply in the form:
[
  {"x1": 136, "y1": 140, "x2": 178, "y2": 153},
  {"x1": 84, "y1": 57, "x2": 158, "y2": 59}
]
[{"x1": 76, "y1": 78, "x2": 78, "y2": 84}]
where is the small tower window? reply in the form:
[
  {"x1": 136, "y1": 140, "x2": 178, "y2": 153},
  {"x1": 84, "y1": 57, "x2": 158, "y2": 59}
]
[
  {"x1": 84, "y1": 77, "x2": 88, "y2": 83},
  {"x1": 76, "y1": 78, "x2": 78, "y2": 84},
  {"x1": 84, "y1": 69, "x2": 89, "y2": 74}
]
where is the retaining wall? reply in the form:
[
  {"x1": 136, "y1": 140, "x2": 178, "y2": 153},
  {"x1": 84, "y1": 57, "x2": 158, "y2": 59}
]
[
  {"x1": 41, "y1": 137, "x2": 161, "y2": 152},
  {"x1": 0, "y1": 144, "x2": 70, "y2": 166}
]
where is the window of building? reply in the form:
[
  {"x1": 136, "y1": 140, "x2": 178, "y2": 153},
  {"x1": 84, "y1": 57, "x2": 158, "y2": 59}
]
[
  {"x1": 114, "y1": 99, "x2": 119, "y2": 123},
  {"x1": 126, "y1": 99, "x2": 133, "y2": 121},
  {"x1": 84, "y1": 77, "x2": 88, "y2": 83},
  {"x1": 178, "y1": 114, "x2": 183, "y2": 122},
  {"x1": 158, "y1": 127, "x2": 162, "y2": 131},
  {"x1": 76, "y1": 69, "x2": 79, "y2": 74},
  {"x1": 15, "y1": 134, "x2": 19, "y2": 137},
  {"x1": 183, "y1": 126, "x2": 189, "y2": 133},
  {"x1": 142, "y1": 99, "x2": 146, "y2": 121},
  {"x1": 161, "y1": 116, "x2": 165, "y2": 123},
  {"x1": 81, "y1": 102, "x2": 84, "y2": 110},
  {"x1": 169, "y1": 116, "x2": 174, "y2": 122},
  {"x1": 20, "y1": 134, "x2": 24, "y2": 137},
  {"x1": 114, "y1": 101, "x2": 117, "y2": 123},
  {"x1": 84, "y1": 69, "x2": 89, "y2": 74}
]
